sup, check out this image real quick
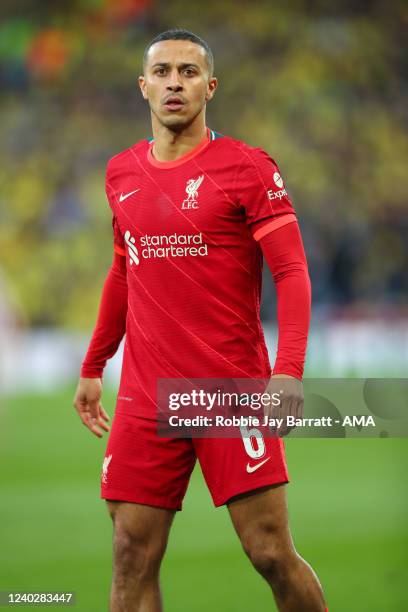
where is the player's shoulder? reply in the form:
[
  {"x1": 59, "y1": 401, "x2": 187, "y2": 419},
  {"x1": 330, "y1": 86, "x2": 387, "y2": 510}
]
[
  {"x1": 106, "y1": 138, "x2": 150, "y2": 176},
  {"x1": 214, "y1": 133, "x2": 277, "y2": 168}
]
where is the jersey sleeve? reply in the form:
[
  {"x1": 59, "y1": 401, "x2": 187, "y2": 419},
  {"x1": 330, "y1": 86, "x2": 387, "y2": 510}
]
[
  {"x1": 112, "y1": 215, "x2": 126, "y2": 256},
  {"x1": 105, "y1": 160, "x2": 126, "y2": 256},
  {"x1": 236, "y1": 147, "x2": 297, "y2": 241},
  {"x1": 80, "y1": 250, "x2": 128, "y2": 378}
]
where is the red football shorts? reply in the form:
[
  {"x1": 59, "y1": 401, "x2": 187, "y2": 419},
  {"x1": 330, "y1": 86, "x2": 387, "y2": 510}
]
[{"x1": 101, "y1": 413, "x2": 289, "y2": 510}]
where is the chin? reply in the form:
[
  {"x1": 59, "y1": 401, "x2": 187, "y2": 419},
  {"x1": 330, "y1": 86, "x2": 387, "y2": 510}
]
[{"x1": 161, "y1": 115, "x2": 191, "y2": 131}]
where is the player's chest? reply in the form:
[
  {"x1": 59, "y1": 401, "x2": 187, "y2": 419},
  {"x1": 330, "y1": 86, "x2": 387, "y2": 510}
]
[{"x1": 111, "y1": 164, "x2": 241, "y2": 235}]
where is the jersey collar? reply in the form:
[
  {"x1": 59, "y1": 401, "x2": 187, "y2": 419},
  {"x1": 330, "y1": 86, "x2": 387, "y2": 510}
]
[{"x1": 147, "y1": 127, "x2": 211, "y2": 169}]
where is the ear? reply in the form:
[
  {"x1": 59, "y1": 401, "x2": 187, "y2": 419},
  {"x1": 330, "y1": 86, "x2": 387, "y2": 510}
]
[
  {"x1": 138, "y1": 75, "x2": 148, "y2": 100},
  {"x1": 205, "y1": 77, "x2": 218, "y2": 102}
]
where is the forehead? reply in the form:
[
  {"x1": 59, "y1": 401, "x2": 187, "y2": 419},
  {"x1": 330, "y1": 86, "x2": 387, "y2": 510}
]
[{"x1": 145, "y1": 39, "x2": 208, "y2": 68}]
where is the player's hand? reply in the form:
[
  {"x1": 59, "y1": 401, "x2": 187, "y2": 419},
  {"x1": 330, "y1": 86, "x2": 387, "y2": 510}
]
[
  {"x1": 73, "y1": 377, "x2": 110, "y2": 438},
  {"x1": 264, "y1": 374, "x2": 304, "y2": 437}
]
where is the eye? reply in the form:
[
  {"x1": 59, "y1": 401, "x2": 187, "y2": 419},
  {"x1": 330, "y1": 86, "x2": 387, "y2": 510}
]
[
  {"x1": 155, "y1": 68, "x2": 166, "y2": 75},
  {"x1": 183, "y1": 68, "x2": 196, "y2": 76}
]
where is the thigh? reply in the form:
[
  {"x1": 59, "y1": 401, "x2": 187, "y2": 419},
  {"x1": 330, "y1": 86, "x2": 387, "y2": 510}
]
[
  {"x1": 227, "y1": 484, "x2": 296, "y2": 572},
  {"x1": 101, "y1": 413, "x2": 196, "y2": 510},
  {"x1": 194, "y1": 432, "x2": 288, "y2": 507},
  {"x1": 107, "y1": 500, "x2": 176, "y2": 549},
  {"x1": 227, "y1": 483, "x2": 291, "y2": 544}
]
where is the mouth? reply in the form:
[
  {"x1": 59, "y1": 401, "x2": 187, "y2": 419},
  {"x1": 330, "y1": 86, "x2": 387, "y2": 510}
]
[{"x1": 163, "y1": 97, "x2": 186, "y2": 111}]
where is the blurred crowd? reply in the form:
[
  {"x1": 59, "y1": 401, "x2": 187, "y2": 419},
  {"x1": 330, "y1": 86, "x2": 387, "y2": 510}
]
[{"x1": 0, "y1": 0, "x2": 407, "y2": 329}]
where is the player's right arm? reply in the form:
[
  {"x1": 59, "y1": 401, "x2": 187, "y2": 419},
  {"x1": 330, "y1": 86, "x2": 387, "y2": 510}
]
[{"x1": 73, "y1": 215, "x2": 128, "y2": 437}]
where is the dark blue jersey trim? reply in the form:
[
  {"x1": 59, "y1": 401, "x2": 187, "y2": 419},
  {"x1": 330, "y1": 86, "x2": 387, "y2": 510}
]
[{"x1": 210, "y1": 130, "x2": 224, "y2": 140}]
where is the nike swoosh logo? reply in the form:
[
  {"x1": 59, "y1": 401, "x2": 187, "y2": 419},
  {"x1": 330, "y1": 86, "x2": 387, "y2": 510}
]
[
  {"x1": 246, "y1": 457, "x2": 270, "y2": 473},
  {"x1": 119, "y1": 189, "x2": 140, "y2": 202}
]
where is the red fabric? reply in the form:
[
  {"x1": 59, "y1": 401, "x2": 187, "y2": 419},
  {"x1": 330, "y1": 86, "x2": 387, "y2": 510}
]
[
  {"x1": 253, "y1": 213, "x2": 297, "y2": 242},
  {"x1": 81, "y1": 133, "x2": 310, "y2": 410},
  {"x1": 81, "y1": 220, "x2": 311, "y2": 382},
  {"x1": 102, "y1": 135, "x2": 296, "y2": 417},
  {"x1": 101, "y1": 413, "x2": 288, "y2": 509},
  {"x1": 80, "y1": 252, "x2": 127, "y2": 378},
  {"x1": 260, "y1": 221, "x2": 311, "y2": 380}
]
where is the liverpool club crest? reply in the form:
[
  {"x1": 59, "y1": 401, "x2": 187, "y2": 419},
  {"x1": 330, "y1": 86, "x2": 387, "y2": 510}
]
[{"x1": 181, "y1": 175, "x2": 204, "y2": 209}]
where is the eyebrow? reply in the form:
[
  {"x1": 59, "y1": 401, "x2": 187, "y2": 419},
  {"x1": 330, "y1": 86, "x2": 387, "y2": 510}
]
[{"x1": 151, "y1": 62, "x2": 201, "y2": 70}]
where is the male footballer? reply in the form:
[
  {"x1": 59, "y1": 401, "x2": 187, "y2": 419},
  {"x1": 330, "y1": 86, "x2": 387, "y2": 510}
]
[{"x1": 74, "y1": 29, "x2": 327, "y2": 612}]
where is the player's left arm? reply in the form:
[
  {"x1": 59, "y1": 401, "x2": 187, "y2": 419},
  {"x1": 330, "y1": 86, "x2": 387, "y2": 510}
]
[
  {"x1": 238, "y1": 147, "x2": 311, "y2": 433},
  {"x1": 260, "y1": 221, "x2": 311, "y2": 435}
]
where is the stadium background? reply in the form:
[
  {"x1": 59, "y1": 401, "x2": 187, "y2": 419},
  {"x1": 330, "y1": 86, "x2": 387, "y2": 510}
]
[{"x1": 0, "y1": 1, "x2": 407, "y2": 610}]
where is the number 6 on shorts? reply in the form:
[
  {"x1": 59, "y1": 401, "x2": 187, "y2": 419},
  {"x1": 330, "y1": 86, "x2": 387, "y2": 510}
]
[{"x1": 239, "y1": 424, "x2": 266, "y2": 459}]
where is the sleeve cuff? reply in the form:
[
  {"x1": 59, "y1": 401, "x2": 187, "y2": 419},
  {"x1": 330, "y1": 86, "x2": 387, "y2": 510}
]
[
  {"x1": 114, "y1": 244, "x2": 126, "y2": 256},
  {"x1": 252, "y1": 213, "x2": 297, "y2": 242},
  {"x1": 80, "y1": 366, "x2": 104, "y2": 378}
]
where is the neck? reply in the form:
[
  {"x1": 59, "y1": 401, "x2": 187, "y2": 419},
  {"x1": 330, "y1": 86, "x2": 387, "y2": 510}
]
[{"x1": 150, "y1": 113, "x2": 208, "y2": 162}]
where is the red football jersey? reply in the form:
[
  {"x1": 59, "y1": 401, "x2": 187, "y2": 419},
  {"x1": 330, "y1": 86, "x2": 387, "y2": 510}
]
[{"x1": 106, "y1": 128, "x2": 296, "y2": 417}]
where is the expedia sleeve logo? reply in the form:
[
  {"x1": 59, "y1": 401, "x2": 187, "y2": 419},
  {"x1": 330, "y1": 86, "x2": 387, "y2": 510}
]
[{"x1": 267, "y1": 172, "x2": 288, "y2": 201}]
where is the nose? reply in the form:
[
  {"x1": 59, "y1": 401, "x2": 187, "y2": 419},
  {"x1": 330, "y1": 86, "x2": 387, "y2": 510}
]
[{"x1": 166, "y1": 69, "x2": 183, "y2": 91}]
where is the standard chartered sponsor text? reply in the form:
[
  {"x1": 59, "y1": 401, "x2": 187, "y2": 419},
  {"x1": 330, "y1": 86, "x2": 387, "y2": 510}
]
[{"x1": 140, "y1": 232, "x2": 208, "y2": 259}]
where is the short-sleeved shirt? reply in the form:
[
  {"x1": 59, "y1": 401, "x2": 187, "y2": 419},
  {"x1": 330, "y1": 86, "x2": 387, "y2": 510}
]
[{"x1": 105, "y1": 128, "x2": 296, "y2": 417}]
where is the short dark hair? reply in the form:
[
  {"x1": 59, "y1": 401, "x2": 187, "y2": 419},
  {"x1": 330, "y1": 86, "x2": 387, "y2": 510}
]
[{"x1": 143, "y1": 28, "x2": 214, "y2": 76}]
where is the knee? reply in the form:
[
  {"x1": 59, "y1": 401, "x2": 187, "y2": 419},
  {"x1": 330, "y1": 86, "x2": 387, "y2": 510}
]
[
  {"x1": 113, "y1": 525, "x2": 165, "y2": 580},
  {"x1": 248, "y1": 544, "x2": 284, "y2": 579},
  {"x1": 241, "y1": 530, "x2": 294, "y2": 581}
]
